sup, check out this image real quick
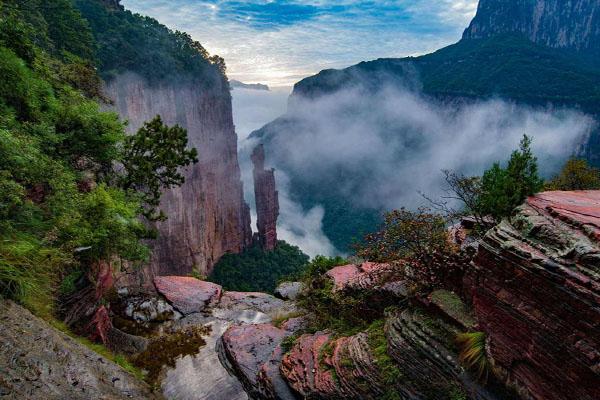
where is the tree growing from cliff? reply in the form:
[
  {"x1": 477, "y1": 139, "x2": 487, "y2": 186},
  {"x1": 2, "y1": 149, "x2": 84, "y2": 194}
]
[
  {"x1": 120, "y1": 115, "x2": 198, "y2": 221},
  {"x1": 545, "y1": 158, "x2": 600, "y2": 191},
  {"x1": 477, "y1": 135, "x2": 543, "y2": 222}
]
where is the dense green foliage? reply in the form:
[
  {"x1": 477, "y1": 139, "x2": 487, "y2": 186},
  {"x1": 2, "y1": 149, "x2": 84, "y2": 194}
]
[
  {"x1": 209, "y1": 241, "x2": 309, "y2": 293},
  {"x1": 545, "y1": 158, "x2": 600, "y2": 191},
  {"x1": 477, "y1": 135, "x2": 544, "y2": 222},
  {"x1": 0, "y1": 1, "x2": 195, "y2": 316},
  {"x1": 74, "y1": 0, "x2": 225, "y2": 84},
  {"x1": 120, "y1": 115, "x2": 198, "y2": 220}
]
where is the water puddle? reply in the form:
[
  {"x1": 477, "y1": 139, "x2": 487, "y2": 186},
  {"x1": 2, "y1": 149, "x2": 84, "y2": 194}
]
[{"x1": 161, "y1": 309, "x2": 270, "y2": 400}]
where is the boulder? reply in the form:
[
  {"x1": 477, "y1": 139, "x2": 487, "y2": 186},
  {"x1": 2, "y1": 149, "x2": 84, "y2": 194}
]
[
  {"x1": 0, "y1": 300, "x2": 157, "y2": 399},
  {"x1": 467, "y1": 191, "x2": 600, "y2": 400},
  {"x1": 274, "y1": 282, "x2": 303, "y2": 300},
  {"x1": 154, "y1": 276, "x2": 222, "y2": 315},
  {"x1": 220, "y1": 324, "x2": 296, "y2": 400}
]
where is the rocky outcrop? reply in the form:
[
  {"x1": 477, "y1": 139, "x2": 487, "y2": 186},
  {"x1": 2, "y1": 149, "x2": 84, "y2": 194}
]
[
  {"x1": 105, "y1": 73, "x2": 252, "y2": 281},
  {"x1": 463, "y1": 0, "x2": 600, "y2": 54},
  {"x1": 220, "y1": 324, "x2": 297, "y2": 400},
  {"x1": 251, "y1": 144, "x2": 279, "y2": 251},
  {"x1": 153, "y1": 276, "x2": 222, "y2": 315},
  {"x1": 467, "y1": 191, "x2": 600, "y2": 400},
  {"x1": 280, "y1": 331, "x2": 388, "y2": 400},
  {"x1": 326, "y1": 262, "x2": 407, "y2": 296},
  {"x1": 0, "y1": 300, "x2": 157, "y2": 399}
]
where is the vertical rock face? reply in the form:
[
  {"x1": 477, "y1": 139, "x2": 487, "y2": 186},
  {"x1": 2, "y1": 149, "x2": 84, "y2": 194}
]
[
  {"x1": 463, "y1": 0, "x2": 600, "y2": 54},
  {"x1": 251, "y1": 144, "x2": 279, "y2": 251},
  {"x1": 105, "y1": 74, "x2": 252, "y2": 279},
  {"x1": 468, "y1": 191, "x2": 600, "y2": 400}
]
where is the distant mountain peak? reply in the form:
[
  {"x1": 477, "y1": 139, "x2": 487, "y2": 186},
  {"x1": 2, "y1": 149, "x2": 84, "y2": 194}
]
[
  {"x1": 230, "y1": 80, "x2": 270, "y2": 91},
  {"x1": 463, "y1": 0, "x2": 600, "y2": 55}
]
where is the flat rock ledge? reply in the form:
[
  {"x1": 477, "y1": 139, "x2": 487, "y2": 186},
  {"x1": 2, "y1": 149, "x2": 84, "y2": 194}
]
[
  {"x1": 0, "y1": 299, "x2": 157, "y2": 400},
  {"x1": 154, "y1": 276, "x2": 222, "y2": 315}
]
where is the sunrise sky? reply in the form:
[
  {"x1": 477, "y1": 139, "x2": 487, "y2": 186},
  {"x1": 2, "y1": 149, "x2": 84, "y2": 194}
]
[{"x1": 121, "y1": 0, "x2": 478, "y2": 87}]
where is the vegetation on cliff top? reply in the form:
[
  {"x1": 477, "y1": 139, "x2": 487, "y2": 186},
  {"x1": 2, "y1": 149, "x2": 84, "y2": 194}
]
[{"x1": 74, "y1": 0, "x2": 227, "y2": 85}]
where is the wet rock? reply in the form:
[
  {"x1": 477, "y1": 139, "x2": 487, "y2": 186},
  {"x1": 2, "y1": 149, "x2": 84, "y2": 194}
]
[
  {"x1": 274, "y1": 282, "x2": 303, "y2": 300},
  {"x1": 0, "y1": 299, "x2": 157, "y2": 399},
  {"x1": 124, "y1": 296, "x2": 179, "y2": 323},
  {"x1": 221, "y1": 324, "x2": 296, "y2": 400},
  {"x1": 154, "y1": 276, "x2": 222, "y2": 315},
  {"x1": 467, "y1": 191, "x2": 600, "y2": 400},
  {"x1": 160, "y1": 290, "x2": 297, "y2": 400},
  {"x1": 218, "y1": 291, "x2": 296, "y2": 319}
]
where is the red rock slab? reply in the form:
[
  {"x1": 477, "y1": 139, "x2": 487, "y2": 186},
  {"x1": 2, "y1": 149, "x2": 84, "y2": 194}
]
[
  {"x1": 153, "y1": 276, "x2": 221, "y2": 315},
  {"x1": 325, "y1": 262, "x2": 405, "y2": 294},
  {"x1": 527, "y1": 190, "x2": 600, "y2": 241}
]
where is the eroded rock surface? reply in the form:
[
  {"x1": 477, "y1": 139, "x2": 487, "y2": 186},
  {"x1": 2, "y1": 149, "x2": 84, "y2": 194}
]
[
  {"x1": 0, "y1": 300, "x2": 156, "y2": 400},
  {"x1": 468, "y1": 191, "x2": 600, "y2": 400}
]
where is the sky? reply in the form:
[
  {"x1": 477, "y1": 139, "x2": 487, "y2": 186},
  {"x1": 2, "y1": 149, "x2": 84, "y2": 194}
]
[{"x1": 121, "y1": 0, "x2": 478, "y2": 87}]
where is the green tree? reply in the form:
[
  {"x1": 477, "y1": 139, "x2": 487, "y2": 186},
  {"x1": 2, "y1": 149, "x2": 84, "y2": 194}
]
[
  {"x1": 545, "y1": 158, "x2": 600, "y2": 191},
  {"x1": 120, "y1": 115, "x2": 198, "y2": 220},
  {"x1": 477, "y1": 135, "x2": 543, "y2": 221}
]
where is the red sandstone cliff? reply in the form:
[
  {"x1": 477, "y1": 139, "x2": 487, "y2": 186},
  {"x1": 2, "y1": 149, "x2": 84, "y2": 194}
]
[
  {"x1": 467, "y1": 191, "x2": 600, "y2": 400},
  {"x1": 251, "y1": 144, "x2": 279, "y2": 251},
  {"x1": 105, "y1": 74, "x2": 252, "y2": 280}
]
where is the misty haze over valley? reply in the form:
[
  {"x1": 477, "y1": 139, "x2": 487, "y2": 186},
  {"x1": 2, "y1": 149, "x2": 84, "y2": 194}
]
[{"x1": 2, "y1": 1, "x2": 599, "y2": 400}]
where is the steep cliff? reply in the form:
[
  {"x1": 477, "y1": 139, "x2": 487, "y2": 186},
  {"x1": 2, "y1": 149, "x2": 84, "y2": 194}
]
[
  {"x1": 466, "y1": 191, "x2": 600, "y2": 400},
  {"x1": 105, "y1": 74, "x2": 252, "y2": 278},
  {"x1": 251, "y1": 144, "x2": 279, "y2": 251},
  {"x1": 463, "y1": 0, "x2": 600, "y2": 55},
  {"x1": 76, "y1": 0, "x2": 253, "y2": 278}
]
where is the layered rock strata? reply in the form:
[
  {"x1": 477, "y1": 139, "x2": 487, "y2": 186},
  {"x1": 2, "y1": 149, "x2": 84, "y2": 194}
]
[
  {"x1": 105, "y1": 73, "x2": 252, "y2": 281},
  {"x1": 467, "y1": 191, "x2": 600, "y2": 400},
  {"x1": 251, "y1": 144, "x2": 279, "y2": 251}
]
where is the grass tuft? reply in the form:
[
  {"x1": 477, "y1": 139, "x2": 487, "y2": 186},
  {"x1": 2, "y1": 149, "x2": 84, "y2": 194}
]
[{"x1": 456, "y1": 331, "x2": 489, "y2": 382}]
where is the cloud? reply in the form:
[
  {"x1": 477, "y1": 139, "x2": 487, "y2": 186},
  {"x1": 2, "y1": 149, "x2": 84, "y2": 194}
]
[
  {"x1": 257, "y1": 84, "x2": 594, "y2": 237},
  {"x1": 120, "y1": 0, "x2": 479, "y2": 86}
]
